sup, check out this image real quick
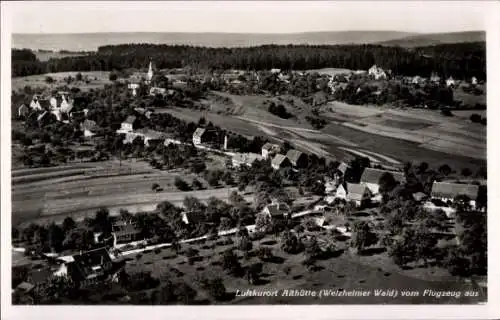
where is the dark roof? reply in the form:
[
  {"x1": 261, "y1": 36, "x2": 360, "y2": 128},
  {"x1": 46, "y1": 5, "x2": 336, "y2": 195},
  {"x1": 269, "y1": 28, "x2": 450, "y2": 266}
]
[
  {"x1": 286, "y1": 149, "x2": 306, "y2": 165},
  {"x1": 70, "y1": 247, "x2": 112, "y2": 281},
  {"x1": 123, "y1": 115, "x2": 137, "y2": 125},
  {"x1": 112, "y1": 223, "x2": 140, "y2": 237},
  {"x1": 29, "y1": 268, "x2": 52, "y2": 284},
  {"x1": 38, "y1": 99, "x2": 51, "y2": 110},
  {"x1": 431, "y1": 182, "x2": 479, "y2": 200},
  {"x1": 360, "y1": 168, "x2": 405, "y2": 185},
  {"x1": 264, "y1": 202, "x2": 290, "y2": 217}
]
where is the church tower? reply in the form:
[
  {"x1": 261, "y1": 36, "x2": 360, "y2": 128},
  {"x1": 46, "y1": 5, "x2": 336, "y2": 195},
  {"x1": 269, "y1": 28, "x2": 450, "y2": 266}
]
[{"x1": 147, "y1": 59, "x2": 154, "y2": 84}]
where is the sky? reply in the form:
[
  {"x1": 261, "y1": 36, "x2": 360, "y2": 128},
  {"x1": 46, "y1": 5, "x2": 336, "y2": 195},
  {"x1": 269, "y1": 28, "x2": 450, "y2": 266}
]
[{"x1": 6, "y1": 1, "x2": 489, "y2": 34}]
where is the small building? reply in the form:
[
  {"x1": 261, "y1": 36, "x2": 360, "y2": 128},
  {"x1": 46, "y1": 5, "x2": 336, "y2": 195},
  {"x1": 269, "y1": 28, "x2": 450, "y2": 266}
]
[
  {"x1": 121, "y1": 115, "x2": 139, "y2": 132},
  {"x1": 261, "y1": 200, "x2": 290, "y2": 220},
  {"x1": 345, "y1": 183, "x2": 372, "y2": 207},
  {"x1": 360, "y1": 168, "x2": 406, "y2": 195},
  {"x1": 430, "y1": 182, "x2": 479, "y2": 209},
  {"x1": 261, "y1": 142, "x2": 281, "y2": 159},
  {"x1": 65, "y1": 247, "x2": 114, "y2": 288},
  {"x1": 471, "y1": 76, "x2": 478, "y2": 85},
  {"x1": 412, "y1": 76, "x2": 424, "y2": 85},
  {"x1": 270, "y1": 68, "x2": 281, "y2": 74},
  {"x1": 18, "y1": 104, "x2": 30, "y2": 119},
  {"x1": 112, "y1": 221, "x2": 141, "y2": 246},
  {"x1": 81, "y1": 119, "x2": 98, "y2": 137},
  {"x1": 335, "y1": 184, "x2": 348, "y2": 201},
  {"x1": 286, "y1": 149, "x2": 308, "y2": 168},
  {"x1": 150, "y1": 87, "x2": 167, "y2": 96},
  {"x1": 412, "y1": 192, "x2": 428, "y2": 202},
  {"x1": 271, "y1": 154, "x2": 291, "y2": 170},
  {"x1": 128, "y1": 83, "x2": 140, "y2": 96},
  {"x1": 192, "y1": 127, "x2": 216, "y2": 146},
  {"x1": 29, "y1": 96, "x2": 45, "y2": 111},
  {"x1": 231, "y1": 153, "x2": 263, "y2": 168},
  {"x1": 446, "y1": 76, "x2": 455, "y2": 88},
  {"x1": 368, "y1": 65, "x2": 387, "y2": 80},
  {"x1": 430, "y1": 73, "x2": 441, "y2": 84}
]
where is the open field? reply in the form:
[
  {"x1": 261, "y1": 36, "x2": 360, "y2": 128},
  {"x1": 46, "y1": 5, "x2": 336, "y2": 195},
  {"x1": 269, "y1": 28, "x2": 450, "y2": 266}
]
[
  {"x1": 12, "y1": 71, "x2": 112, "y2": 92},
  {"x1": 122, "y1": 232, "x2": 485, "y2": 304},
  {"x1": 11, "y1": 159, "x2": 249, "y2": 226}
]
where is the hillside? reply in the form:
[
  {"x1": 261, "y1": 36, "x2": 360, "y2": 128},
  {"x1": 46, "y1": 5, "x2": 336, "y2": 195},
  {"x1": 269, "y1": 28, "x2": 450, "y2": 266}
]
[
  {"x1": 377, "y1": 31, "x2": 485, "y2": 48},
  {"x1": 13, "y1": 31, "x2": 418, "y2": 51}
]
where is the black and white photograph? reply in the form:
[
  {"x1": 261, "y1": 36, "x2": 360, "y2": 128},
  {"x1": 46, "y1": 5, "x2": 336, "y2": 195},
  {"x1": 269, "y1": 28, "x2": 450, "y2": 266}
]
[{"x1": 1, "y1": 1, "x2": 499, "y2": 318}]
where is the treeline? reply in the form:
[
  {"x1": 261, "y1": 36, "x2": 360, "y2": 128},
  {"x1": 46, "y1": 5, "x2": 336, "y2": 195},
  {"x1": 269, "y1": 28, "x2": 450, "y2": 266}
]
[{"x1": 12, "y1": 42, "x2": 485, "y2": 79}]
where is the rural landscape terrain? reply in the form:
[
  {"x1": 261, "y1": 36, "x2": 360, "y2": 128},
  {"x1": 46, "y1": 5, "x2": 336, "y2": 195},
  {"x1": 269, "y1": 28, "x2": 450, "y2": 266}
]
[{"x1": 10, "y1": 29, "x2": 487, "y2": 305}]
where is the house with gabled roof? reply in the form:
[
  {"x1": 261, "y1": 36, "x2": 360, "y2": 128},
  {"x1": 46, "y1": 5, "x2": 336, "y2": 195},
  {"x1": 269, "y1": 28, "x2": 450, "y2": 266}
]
[
  {"x1": 112, "y1": 220, "x2": 141, "y2": 246},
  {"x1": 346, "y1": 183, "x2": 372, "y2": 207},
  {"x1": 192, "y1": 127, "x2": 217, "y2": 146},
  {"x1": 286, "y1": 149, "x2": 308, "y2": 168},
  {"x1": 271, "y1": 154, "x2": 291, "y2": 170},
  {"x1": 81, "y1": 119, "x2": 98, "y2": 137},
  {"x1": 360, "y1": 168, "x2": 406, "y2": 195},
  {"x1": 64, "y1": 247, "x2": 114, "y2": 288},
  {"x1": 261, "y1": 142, "x2": 281, "y2": 159},
  {"x1": 430, "y1": 181, "x2": 480, "y2": 209},
  {"x1": 18, "y1": 104, "x2": 30, "y2": 119},
  {"x1": 120, "y1": 115, "x2": 139, "y2": 132},
  {"x1": 261, "y1": 200, "x2": 290, "y2": 220}
]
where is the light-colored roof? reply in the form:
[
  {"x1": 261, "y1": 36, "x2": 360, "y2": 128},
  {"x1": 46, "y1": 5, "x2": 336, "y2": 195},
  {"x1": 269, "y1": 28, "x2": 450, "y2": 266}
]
[
  {"x1": 123, "y1": 115, "x2": 137, "y2": 125},
  {"x1": 232, "y1": 153, "x2": 262, "y2": 165},
  {"x1": 412, "y1": 192, "x2": 428, "y2": 201},
  {"x1": 262, "y1": 142, "x2": 280, "y2": 151},
  {"x1": 431, "y1": 182, "x2": 479, "y2": 200},
  {"x1": 135, "y1": 128, "x2": 166, "y2": 140},
  {"x1": 193, "y1": 127, "x2": 206, "y2": 139},
  {"x1": 337, "y1": 162, "x2": 349, "y2": 174},
  {"x1": 360, "y1": 168, "x2": 405, "y2": 185},
  {"x1": 264, "y1": 202, "x2": 290, "y2": 217},
  {"x1": 346, "y1": 183, "x2": 369, "y2": 201},
  {"x1": 271, "y1": 154, "x2": 289, "y2": 168},
  {"x1": 286, "y1": 149, "x2": 306, "y2": 165}
]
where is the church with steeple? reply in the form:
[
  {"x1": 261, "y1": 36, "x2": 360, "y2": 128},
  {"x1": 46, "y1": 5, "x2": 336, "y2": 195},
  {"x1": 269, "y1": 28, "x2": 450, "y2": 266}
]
[{"x1": 146, "y1": 59, "x2": 154, "y2": 85}]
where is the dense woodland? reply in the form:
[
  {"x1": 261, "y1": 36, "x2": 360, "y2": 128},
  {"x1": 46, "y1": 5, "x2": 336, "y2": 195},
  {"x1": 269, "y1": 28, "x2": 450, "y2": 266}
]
[{"x1": 12, "y1": 42, "x2": 485, "y2": 79}]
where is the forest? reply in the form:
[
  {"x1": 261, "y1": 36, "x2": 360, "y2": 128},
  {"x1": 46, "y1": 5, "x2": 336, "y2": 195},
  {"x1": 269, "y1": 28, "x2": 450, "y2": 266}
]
[{"x1": 12, "y1": 42, "x2": 485, "y2": 79}]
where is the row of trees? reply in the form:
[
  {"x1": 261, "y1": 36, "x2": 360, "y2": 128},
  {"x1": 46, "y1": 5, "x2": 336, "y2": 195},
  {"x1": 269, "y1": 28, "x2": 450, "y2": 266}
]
[{"x1": 13, "y1": 42, "x2": 485, "y2": 79}]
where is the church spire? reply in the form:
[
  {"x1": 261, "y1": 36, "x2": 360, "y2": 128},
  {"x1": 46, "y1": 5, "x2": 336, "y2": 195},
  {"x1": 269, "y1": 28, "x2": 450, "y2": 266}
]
[{"x1": 147, "y1": 59, "x2": 154, "y2": 82}]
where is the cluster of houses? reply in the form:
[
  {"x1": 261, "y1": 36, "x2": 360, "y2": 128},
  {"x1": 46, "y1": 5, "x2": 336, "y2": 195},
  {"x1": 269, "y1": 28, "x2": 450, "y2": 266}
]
[{"x1": 18, "y1": 91, "x2": 76, "y2": 123}]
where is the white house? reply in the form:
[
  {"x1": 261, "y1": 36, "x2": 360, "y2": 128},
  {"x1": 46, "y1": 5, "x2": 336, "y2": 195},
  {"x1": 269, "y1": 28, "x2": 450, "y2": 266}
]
[
  {"x1": 471, "y1": 77, "x2": 478, "y2": 85},
  {"x1": 150, "y1": 87, "x2": 167, "y2": 96},
  {"x1": 446, "y1": 76, "x2": 455, "y2": 87},
  {"x1": 335, "y1": 184, "x2": 347, "y2": 201},
  {"x1": 430, "y1": 181, "x2": 480, "y2": 209},
  {"x1": 345, "y1": 183, "x2": 372, "y2": 207},
  {"x1": 368, "y1": 65, "x2": 387, "y2": 80},
  {"x1": 261, "y1": 143, "x2": 281, "y2": 159},
  {"x1": 81, "y1": 119, "x2": 98, "y2": 137},
  {"x1": 128, "y1": 83, "x2": 140, "y2": 96},
  {"x1": 18, "y1": 104, "x2": 29, "y2": 119},
  {"x1": 192, "y1": 128, "x2": 207, "y2": 146},
  {"x1": 120, "y1": 115, "x2": 139, "y2": 132}
]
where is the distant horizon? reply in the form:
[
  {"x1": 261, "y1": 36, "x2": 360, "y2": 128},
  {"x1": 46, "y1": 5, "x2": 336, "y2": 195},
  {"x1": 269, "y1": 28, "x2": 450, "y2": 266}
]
[{"x1": 11, "y1": 30, "x2": 485, "y2": 36}]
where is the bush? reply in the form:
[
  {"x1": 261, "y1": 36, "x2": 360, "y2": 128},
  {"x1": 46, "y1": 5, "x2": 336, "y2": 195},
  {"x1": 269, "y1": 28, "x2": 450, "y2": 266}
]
[
  {"x1": 200, "y1": 277, "x2": 226, "y2": 301},
  {"x1": 268, "y1": 102, "x2": 293, "y2": 119},
  {"x1": 440, "y1": 108, "x2": 453, "y2": 117},
  {"x1": 174, "y1": 177, "x2": 191, "y2": 191},
  {"x1": 109, "y1": 73, "x2": 118, "y2": 81}
]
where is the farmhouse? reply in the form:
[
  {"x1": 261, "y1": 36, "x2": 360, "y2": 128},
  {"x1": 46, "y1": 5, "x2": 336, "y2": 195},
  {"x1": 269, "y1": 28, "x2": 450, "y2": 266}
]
[
  {"x1": 150, "y1": 87, "x2": 167, "y2": 96},
  {"x1": 261, "y1": 200, "x2": 290, "y2": 220},
  {"x1": 286, "y1": 149, "x2": 308, "y2": 168},
  {"x1": 261, "y1": 142, "x2": 281, "y2": 159},
  {"x1": 360, "y1": 168, "x2": 406, "y2": 195},
  {"x1": 81, "y1": 119, "x2": 98, "y2": 137},
  {"x1": 112, "y1": 220, "x2": 141, "y2": 246},
  {"x1": 64, "y1": 248, "x2": 114, "y2": 288},
  {"x1": 120, "y1": 115, "x2": 139, "y2": 132},
  {"x1": 368, "y1": 65, "x2": 387, "y2": 80},
  {"x1": 345, "y1": 183, "x2": 372, "y2": 207},
  {"x1": 192, "y1": 127, "x2": 217, "y2": 146},
  {"x1": 271, "y1": 154, "x2": 291, "y2": 170},
  {"x1": 18, "y1": 104, "x2": 29, "y2": 119},
  {"x1": 231, "y1": 153, "x2": 263, "y2": 168},
  {"x1": 430, "y1": 181, "x2": 480, "y2": 209}
]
